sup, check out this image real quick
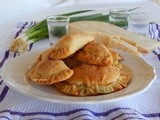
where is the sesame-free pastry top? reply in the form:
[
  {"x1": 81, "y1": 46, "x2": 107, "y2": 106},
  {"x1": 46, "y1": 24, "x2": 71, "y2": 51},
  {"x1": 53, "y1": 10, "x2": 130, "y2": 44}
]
[{"x1": 26, "y1": 33, "x2": 131, "y2": 96}]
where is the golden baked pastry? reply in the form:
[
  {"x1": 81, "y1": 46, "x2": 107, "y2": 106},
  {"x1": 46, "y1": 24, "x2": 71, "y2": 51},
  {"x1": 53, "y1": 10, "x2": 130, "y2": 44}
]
[
  {"x1": 63, "y1": 54, "x2": 83, "y2": 69},
  {"x1": 109, "y1": 49, "x2": 123, "y2": 69},
  {"x1": 26, "y1": 59, "x2": 74, "y2": 85},
  {"x1": 49, "y1": 33, "x2": 94, "y2": 59},
  {"x1": 76, "y1": 43, "x2": 113, "y2": 66},
  {"x1": 109, "y1": 49, "x2": 123, "y2": 61},
  {"x1": 54, "y1": 64, "x2": 130, "y2": 96},
  {"x1": 34, "y1": 48, "x2": 53, "y2": 64},
  {"x1": 26, "y1": 33, "x2": 131, "y2": 97},
  {"x1": 38, "y1": 48, "x2": 53, "y2": 61},
  {"x1": 26, "y1": 62, "x2": 38, "y2": 80}
]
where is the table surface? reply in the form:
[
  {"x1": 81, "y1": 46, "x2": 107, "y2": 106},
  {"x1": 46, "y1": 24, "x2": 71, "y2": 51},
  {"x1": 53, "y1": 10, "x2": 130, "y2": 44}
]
[{"x1": 0, "y1": 1, "x2": 160, "y2": 120}]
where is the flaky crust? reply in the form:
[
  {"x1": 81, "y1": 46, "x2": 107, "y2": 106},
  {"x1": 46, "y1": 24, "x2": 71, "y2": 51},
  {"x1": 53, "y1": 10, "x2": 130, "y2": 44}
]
[
  {"x1": 26, "y1": 33, "x2": 131, "y2": 96},
  {"x1": 63, "y1": 54, "x2": 83, "y2": 69},
  {"x1": 54, "y1": 72, "x2": 130, "y2": 96},
  {"x1": 26, "y1": 59, "x2": 74, "y2": 85},
  {"x1": 49, "y1": 33, "x2": 94, "y2": 59},
  {"x1": 109, "y1": 49, "x2": 123, "y2": 61},
  {"x1": 53, "y1": 64, "x2": 131, "y2": 96},
  {"x1": 76, "y1": 43, "x2": 113, "y2": 66},
  {"x1": 109, "y1": 49, "x2": 123, "y2": 69},
  {"x1": 37, "y1": 48, "x2": 53, "y2": 61},
  {"x1": 66, "y1": 64, "x2": 120, "y2": 86}
]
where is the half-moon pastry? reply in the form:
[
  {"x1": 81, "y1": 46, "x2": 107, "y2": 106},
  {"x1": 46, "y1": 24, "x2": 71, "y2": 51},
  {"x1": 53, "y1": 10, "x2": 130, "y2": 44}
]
[
  {"x1": 35, "y1": 48, "x2": 53, "y2": 63},
  {"x1": 26, "y1": 59, "x2": 74, "y2": 85},
  {"x1": 109, "y1": 49, "x2": 123, "y2": 69},
  {"x1": 76, "y1": 43, "x2": 113, "y2": 66},
  {"x1": 38, "y1": 48, "x2": 53, "y2": 61},
  {"x1": 54, "y1": 64, "x2": 130, "y2": 96},
  {"x1": 49, "y1": 33, "x2": 94, "y2": 59},
  {"x1": 63, "y1": 54, "x2": 83, "y2": 69},
  {"x1": 109, "y1": 49, "x2": 123, "y2": 61}
]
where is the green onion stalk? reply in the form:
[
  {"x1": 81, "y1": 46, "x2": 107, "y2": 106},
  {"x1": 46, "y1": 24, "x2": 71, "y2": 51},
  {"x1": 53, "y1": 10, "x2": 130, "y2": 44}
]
[{"x1": 9, "y1": 7, "x2": 140, "y2": 53}]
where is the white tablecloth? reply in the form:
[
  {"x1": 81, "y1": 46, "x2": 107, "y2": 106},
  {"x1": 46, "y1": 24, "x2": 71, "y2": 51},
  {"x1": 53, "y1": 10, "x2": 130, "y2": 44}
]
[{"x1": 0, "y1": 0, "x2": 160, "y2": 120}]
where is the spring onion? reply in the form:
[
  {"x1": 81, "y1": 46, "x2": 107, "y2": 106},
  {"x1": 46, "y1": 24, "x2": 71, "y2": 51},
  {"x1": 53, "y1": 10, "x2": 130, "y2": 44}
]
[
  {"x1": 9, "y1": 7, "x2": 140, "y2": 53},
  {"x1": 9, "y1": 10, "x2": 94, "y2": 53}
]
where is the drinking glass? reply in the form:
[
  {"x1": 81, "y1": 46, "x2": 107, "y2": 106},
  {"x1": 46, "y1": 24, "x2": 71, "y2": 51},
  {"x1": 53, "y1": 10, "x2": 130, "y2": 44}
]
[
  {"x1": 128, "y1": 13, "x2": 149, "y2": 36},
  {"x1": 47, "y1": 15, "x2": 70, "y2": 46},
  {"x1": 109, "y1": 8, "x2": 129, "y2": 28}
]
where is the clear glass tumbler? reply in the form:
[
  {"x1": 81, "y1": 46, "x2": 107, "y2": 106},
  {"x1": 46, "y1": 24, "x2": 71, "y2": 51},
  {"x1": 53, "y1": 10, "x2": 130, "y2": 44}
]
[
  {"x1": 47, "y1": 15, "x2": 70, "y2": 46},
  {"x1": 128, "y1": 13, "x2": 149, "y2": 36},
  {"x1": 109, "y1": 8, "x2": 129, "y2": 29}
]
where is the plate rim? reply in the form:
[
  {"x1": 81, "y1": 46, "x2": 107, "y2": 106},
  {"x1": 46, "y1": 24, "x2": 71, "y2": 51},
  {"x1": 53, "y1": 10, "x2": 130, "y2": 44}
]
[{"x1": 1, "y1": 49, "x2": 156, "y2": 104}]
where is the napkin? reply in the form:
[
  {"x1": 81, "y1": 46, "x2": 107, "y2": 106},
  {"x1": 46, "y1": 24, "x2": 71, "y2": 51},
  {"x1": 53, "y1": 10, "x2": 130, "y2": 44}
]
[{"x1": 0, "y1": 22, "x2": 160, "y2": 120}]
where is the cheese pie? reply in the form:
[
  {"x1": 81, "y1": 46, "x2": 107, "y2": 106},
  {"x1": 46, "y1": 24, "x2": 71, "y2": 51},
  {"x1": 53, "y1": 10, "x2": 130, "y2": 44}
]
[
  {"x1": 26, "y1": 59, "x2": 73, "y2": 85},
  {"x1": 54, "y1": 64, "x2": 130, "y2": 96},
  {"x1": 76, "y1": 43, "x2": 113, "y2": 66}
]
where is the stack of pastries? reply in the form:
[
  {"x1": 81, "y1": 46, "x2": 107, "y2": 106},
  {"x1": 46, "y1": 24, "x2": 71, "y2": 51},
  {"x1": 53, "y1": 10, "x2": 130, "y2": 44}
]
[{"x1": 26, "y1": 33, "x2": 131, "y2": 96}]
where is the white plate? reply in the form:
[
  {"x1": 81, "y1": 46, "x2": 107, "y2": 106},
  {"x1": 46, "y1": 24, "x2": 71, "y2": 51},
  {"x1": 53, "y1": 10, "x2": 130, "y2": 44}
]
[{"x1": 1, "y1": 49, "x2": 156, "y2": 104}]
